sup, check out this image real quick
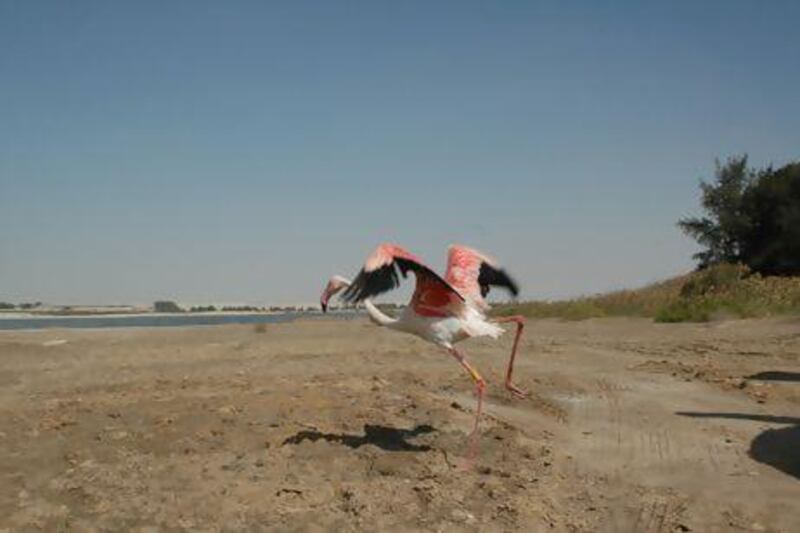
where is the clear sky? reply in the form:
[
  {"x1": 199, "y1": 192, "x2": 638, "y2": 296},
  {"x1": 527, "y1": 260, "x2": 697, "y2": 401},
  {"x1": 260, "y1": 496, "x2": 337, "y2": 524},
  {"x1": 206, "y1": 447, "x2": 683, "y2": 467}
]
[{"x1": 1, "y1": 1, "x2": 798, "y2": 306}]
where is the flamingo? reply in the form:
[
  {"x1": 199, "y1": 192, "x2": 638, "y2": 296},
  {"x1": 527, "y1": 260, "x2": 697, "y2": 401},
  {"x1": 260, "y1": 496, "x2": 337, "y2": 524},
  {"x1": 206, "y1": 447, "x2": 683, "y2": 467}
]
[{"x1": 320, "y1": 243, "x2": 527, "y2": 445}]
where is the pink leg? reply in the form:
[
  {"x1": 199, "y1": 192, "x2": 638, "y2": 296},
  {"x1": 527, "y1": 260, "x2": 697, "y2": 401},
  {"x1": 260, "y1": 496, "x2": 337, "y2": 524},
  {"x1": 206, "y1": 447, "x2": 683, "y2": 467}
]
[
  {"x1": 448, "y1": 347, "x2": 486, "y2": 457},
  {"x1": 493, "y1": 315, "x2": 527, "y2": 399}
]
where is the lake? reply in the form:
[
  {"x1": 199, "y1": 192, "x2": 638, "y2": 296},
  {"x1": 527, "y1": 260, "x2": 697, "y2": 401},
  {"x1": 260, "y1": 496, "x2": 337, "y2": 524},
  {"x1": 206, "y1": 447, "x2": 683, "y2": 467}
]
[{"x1": 0, "y1": 312, "x2": 356, "y2": 331}]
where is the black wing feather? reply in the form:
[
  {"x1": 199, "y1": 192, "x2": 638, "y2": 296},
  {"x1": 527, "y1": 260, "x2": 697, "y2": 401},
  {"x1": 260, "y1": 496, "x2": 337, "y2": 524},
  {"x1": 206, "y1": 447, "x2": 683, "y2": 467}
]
[
  {"x1": 478, "y1": 262, "x2": 519, "y2": 298},
  {"x1": 341, "y1": 263, "x2": 400, "y2": 303},
  {"x1": 342, "y1": 258, "x2": 464, "y2": 304}
]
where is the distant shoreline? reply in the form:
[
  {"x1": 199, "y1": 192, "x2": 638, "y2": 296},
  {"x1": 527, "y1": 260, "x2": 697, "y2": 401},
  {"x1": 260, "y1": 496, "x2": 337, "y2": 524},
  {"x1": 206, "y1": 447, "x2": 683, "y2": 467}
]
[{"x1": 0, "y1": 310, "x2": 320, "y2": 320}]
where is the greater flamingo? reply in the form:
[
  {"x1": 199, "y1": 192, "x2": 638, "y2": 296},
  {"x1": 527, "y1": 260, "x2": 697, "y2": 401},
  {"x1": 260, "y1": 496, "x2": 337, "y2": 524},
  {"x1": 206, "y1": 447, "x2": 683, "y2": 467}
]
[{"x1": 320, "y1": 243, "x2": 526, "y2": 444}]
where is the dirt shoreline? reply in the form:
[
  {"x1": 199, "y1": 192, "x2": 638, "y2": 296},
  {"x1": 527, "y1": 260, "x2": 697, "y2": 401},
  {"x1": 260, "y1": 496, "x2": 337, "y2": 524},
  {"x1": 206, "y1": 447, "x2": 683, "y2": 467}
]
[{"x1": 1, "y1": 317, "x2": 798, "y2": 531}]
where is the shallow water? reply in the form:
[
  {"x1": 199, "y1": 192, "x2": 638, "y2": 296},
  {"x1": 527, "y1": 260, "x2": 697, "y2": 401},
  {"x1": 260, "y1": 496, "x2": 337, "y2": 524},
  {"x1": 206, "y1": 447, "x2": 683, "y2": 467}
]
[{"x1": 0, "y1": 311, "x2": 355, "y2": 330}]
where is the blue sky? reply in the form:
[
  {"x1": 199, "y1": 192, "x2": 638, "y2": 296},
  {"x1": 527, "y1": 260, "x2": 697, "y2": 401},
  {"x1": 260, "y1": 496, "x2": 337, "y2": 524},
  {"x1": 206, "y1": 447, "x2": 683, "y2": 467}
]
[{"x1": 1, "y1": 1, "x2": 798, "y2": 305}]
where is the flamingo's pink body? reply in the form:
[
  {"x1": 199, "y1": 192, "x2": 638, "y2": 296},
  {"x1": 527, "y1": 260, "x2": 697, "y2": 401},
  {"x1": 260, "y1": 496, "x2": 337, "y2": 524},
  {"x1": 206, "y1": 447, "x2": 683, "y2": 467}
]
[{"x1": 321, "y1": 243, "x2": 527, "y2": 445}]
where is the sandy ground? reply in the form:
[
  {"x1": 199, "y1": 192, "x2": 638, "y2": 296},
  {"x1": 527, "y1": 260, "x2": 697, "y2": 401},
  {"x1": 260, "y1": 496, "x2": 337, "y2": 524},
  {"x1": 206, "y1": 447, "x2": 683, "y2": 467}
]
[{"x1": 0, "y1": 317, "x2": 798, "y2": 532}]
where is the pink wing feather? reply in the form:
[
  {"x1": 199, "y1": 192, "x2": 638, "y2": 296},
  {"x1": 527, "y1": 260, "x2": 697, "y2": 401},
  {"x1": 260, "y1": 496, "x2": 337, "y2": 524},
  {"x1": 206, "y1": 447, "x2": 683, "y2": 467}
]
[{"x1": 445, "y1": 245, "x2": 519, "y2": 310}]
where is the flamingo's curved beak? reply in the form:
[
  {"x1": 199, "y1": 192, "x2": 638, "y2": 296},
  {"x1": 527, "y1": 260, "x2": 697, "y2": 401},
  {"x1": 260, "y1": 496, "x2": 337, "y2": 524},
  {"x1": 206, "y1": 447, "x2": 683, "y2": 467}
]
[{"x1": 320, "y1": 276, "x2": 349, "y2": 314}]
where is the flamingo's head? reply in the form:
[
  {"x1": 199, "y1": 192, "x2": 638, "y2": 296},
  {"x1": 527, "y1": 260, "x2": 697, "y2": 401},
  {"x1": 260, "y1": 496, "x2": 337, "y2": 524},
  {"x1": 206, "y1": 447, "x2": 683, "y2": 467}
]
[{"x1": 320, "y1": 275, "x2": 350, "y2": 313}]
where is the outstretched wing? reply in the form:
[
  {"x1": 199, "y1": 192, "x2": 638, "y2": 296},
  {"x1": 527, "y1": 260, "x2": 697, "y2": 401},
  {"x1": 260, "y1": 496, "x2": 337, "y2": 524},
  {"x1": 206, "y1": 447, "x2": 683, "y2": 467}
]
[
  {"x1": 341, "y1": 244, "x2": 465, "y2": 316},
  {"x1": 445, "y1": 244, "x2": 519, "y2": 309}
]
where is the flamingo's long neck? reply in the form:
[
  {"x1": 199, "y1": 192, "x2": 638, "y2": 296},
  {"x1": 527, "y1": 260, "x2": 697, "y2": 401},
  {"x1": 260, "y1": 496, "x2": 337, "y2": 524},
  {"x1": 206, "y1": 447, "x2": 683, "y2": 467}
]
[{"x1": 363, "y1": 299, "x2": 398, "y2": 328}]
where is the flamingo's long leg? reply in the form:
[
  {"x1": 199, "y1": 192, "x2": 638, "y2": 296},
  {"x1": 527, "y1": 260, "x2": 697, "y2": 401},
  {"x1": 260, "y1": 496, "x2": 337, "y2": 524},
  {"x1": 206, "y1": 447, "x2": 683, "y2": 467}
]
[
  {"x1": 447, "y1": 347, "x2": 486, "y2": 440},
  {"x1": 493, "y1": 315, "x2": 527, "y2": 399}
]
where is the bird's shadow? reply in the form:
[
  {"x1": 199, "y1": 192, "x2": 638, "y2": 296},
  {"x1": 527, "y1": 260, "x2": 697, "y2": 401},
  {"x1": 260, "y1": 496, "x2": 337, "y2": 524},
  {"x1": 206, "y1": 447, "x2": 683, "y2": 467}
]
[
  {"x1": 676, "y1": 411, "x2": 800, "y2": 425},
  {"x1": 282, "y1": 424, "x2": 436, "y2": 452},
  {"x1": 676, "y1": 411, "x2": 800, "y2": 480},
  {"x1": 745, "y1": 370, "x2": 800, "y2": 382}
]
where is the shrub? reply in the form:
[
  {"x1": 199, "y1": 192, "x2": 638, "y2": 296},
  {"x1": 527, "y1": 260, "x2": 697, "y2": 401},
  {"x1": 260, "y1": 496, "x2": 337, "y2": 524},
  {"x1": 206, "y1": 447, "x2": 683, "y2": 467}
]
[
  {"x1": 154, "y1": 300, "x2": 184, "y2": 313},
  {"x1": 496, "y1": 264, "x2": 800, "y2": 323}
]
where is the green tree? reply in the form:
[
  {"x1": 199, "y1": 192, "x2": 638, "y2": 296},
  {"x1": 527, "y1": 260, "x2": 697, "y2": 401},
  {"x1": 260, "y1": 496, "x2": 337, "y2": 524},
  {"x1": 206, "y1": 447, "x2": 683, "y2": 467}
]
[
  {"x1": 740, "y1": 162, "x2": 800, "y2": 275},
  {"x1": 678, "y1": 156, "x2": 754, "y2": 268}
]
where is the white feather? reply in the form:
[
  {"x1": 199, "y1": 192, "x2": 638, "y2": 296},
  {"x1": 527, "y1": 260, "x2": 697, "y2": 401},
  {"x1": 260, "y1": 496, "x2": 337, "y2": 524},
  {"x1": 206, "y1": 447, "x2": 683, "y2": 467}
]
[{"x1": 392, "y1": 305, "x2": 504, "y2": 348}]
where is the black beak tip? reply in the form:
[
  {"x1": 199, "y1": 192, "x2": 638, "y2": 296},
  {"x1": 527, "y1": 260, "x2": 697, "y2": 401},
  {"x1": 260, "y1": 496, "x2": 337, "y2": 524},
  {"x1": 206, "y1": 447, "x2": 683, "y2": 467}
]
[{"x1": 321, "y1": 302, "x2": 328, "y2": 313}]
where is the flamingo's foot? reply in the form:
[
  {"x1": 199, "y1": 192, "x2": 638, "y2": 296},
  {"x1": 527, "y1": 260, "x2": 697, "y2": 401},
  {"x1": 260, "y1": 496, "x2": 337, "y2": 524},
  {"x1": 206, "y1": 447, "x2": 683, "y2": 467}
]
[
  {"x1": 454, "y1": 455, "x2": 477, "y2": 472},
  {"x1": 459, "y1": 432, "x2": 480, "y2": 471},
  {"x1": 504, "y1": 381, "x2": 528, "y2": 399}
]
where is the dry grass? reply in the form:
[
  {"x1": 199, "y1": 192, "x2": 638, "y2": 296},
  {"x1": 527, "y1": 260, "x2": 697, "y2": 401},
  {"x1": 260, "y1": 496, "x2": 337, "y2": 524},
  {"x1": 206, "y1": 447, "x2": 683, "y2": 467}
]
[{"x1": 493, "y1": 264, "x2": 800, "y2": 322}]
